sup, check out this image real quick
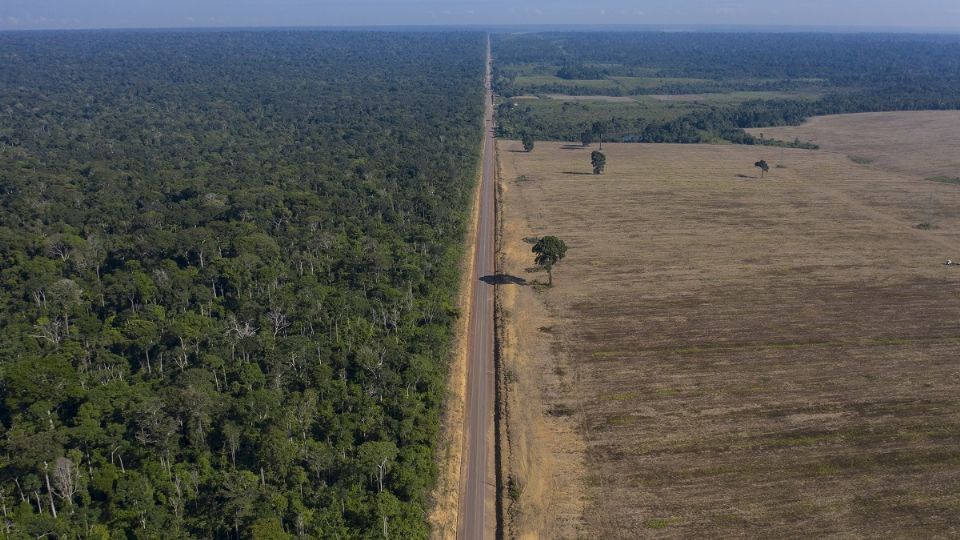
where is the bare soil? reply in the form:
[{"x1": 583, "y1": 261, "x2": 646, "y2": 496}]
[
  {"x1": 497, "y1": 150, "x2": 590, "y2": 539},
  {"x1": 749, "y1": 111, "x2": 960, "y2": 180},
  {"x1": 498, "y1": 123, "x2": 960, "y2": 537}
]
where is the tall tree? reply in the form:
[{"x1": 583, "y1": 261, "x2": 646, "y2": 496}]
[
  {"x1": 591, "y1": 121, "x2": 605, "y2": 150},
  {"x1": 580, "y1": 130, "x2": 593, "y2": 147},
  {"x1": 521, "y1": 132, "x2": 535, "y2": 152},
  {"x1": 755, "y1": 159, "x2": 770, "y2": 178},
  {"x1": 591, "y1": 151, "x2": 607, "y2": 175},
  {"x1": 532, "y1": 236, "x2": 568, "y2": 286}
]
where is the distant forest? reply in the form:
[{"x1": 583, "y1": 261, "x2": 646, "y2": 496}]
[
  {"x1": 493, "y1": 32, "x2": 960, "y2": 143},
  {"x1": 0, "y1": 30, "x2": 484, "y2": 538}
]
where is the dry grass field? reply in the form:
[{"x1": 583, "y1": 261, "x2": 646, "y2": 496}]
[
  {"x1": 497, "y1": 116, "x2": 960, "y2": 538},
  {"x1": 749, "y1": 111, "x2": 960, "y2": 180}
]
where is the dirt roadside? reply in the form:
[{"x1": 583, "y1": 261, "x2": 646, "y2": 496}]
[
  {"x1": 428, "y1": 132, "x2": 485, "y2": 539},
  {"x1": 496, "y1": 139, "x2": 589, "y2": 539}
]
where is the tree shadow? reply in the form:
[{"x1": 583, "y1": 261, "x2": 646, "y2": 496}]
[
  {"x1": 480, "y1": 273, "x2": 527, "y2": 286},
  {"x1": 562, "y1": 171, "x2": 594, "y2": 175},
  {"x1": 560, "y1": 145, "x2": 585, "y2": 150},
  {"x1": 735, "y1": 174, "x2": 759, "y2": 179},
  {"x1": 507, "y1": 149, "x2": 530, "y2": 153}
]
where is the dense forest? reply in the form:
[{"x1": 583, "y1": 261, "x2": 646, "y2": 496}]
[
  {"x1": 492, "y1": 32, "x2": 960, "y2": 143},
  {"x1": 0, "y1": 30, "x2": 484, "y2": 538}
]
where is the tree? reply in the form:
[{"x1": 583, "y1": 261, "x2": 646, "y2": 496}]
[
  {"x1": 358, "y1": 441, "x2": 398, "y2": 494},
  {"x1": 591, "y1": 151, "x2": 606, "y2": 175},
  {"x1": 51, "y1": 456, "x2": 82, "y2": 509},
  {"x1": 580, "y1": 130, "x2": 593, "y2": 147},
  {"x1": 521, "y1": 133, "x2": 535, "y2": 152},
  {"x1": 250, "y1": 516, "x2": 293, "y2": 540},
  {"x1": 591, "y1": 121, "x2": 605, "y2": 150},
  {"x1": 532, "y1": 236, "x2": 568, "y2": 286},
  {"x1": 754, "y1": 159, "x2": 770, "y2": 178}
]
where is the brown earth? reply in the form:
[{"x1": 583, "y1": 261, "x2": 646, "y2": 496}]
[
  {"x1": 498, "y1": 122, "x2": 960, "y2": 538},
  {"x1": 749, "y1": 111, "x2": 960, "y2": 180},
  {"x1": 496, "y1": 147, "x2": 590, "y2": 540}
]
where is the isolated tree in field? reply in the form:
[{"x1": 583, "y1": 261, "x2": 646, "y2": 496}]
[
  {"x1": 591, "y1": 121, "x2": 605, "y2": 150},
  {"x1": 580, "y1": 130, "x2": 593, "y2": 147},
  {"x1": 532, "y1": 236, "x2": 568, "y2": 286},
  {"x1": 591, "y1": 150, "x2": 606, "y2": 175},
  {"x1": 521, "y1": 133, "x2": 535, "y2": 152},
  {"x1": 754, "y1": 159, "x2": 770, "y2": 178}
]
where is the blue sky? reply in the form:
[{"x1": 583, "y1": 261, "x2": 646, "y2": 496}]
[{"x1": 2, "y1": 0, "x2": 960, "y2": 31}]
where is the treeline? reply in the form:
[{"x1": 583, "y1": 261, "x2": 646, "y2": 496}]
[
  {"x1": 493, "y1": 32, "x2": 960, "y2": 144},
  {"x1": 0, "y1": 30, "x2": 485, "y2": 538},
  {"x1": 556, "y1": 64, "x2": 608, "y2": 81},
  {"x1": 493, "y1": 32, "x2": 960, "y2": 85},
  {"x1": 497, "y1": 78, "x2": 820, "y2": 98},
  {"x1": 498, "y1": 89, "x2": 960, "y2": 145}
]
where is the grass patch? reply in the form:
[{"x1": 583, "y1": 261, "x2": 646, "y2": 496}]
[
  {"x1": 606, "y1": 414, "x2": 636, "y2": 426},
  {"x1": 508, "y1": 475, "x2": 523, "y2": 502},
  {"x1": 547, "y1": 403, "x2": 575, "y2": 417},
  {"x1": 644, "y1": 518, "x2": 672, "y2": 529},
  {"x1": 848, "y1": 155, "x2": 875, "y2": 165},
  {"x1": 801, "y1": 461, "x2": 842, "y2": 477},
  {"x1": 603, "y1": 390, "x2": 644, "y2": 402}
]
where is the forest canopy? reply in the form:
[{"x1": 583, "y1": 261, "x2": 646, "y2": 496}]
[
  {"x1": 0, "y1": 30, "x2": 485, "y2": 538},
  {"x1": 492, "y1": 32, "x2": 960, "y2": 144}
]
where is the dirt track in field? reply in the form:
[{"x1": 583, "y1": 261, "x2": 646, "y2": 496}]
[{"x1": 498, "y1": 121, "x2": 960, "y2": 537}]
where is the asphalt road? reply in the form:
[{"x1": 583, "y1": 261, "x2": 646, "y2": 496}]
[{"x1": 458, "y1": 36, "x2": 496, "y2": 540}]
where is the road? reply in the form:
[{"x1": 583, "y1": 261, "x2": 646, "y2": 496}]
[{"x1": 458, "y1": 35, "x2": 496, "y2": 540}]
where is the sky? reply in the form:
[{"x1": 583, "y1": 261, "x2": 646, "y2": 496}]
[{"x1": 2, "y1": 0, "x2": 960, "y2": 31}]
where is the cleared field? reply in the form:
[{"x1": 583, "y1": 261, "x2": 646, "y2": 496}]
[
  {"x1": 543, "y1": 94, "x2": 638, "y2": 103},
  {"x1": 498, "y1": 131, "x2": 960, "y2": 537},
  {"x1": 749, "y1": 111, "x2": 960, "y2": 180},
  {"x1": 521, "y1": 91, "x2": 822, "y2": 105},
  {"x1": 647, "y1": 90, "x2": 822, "y2": 103},
  {"x1": 512, "y1": 75, "x2": 713, "y2": 93}
]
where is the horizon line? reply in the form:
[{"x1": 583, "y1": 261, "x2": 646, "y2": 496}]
[{"x1": 2, "y1": 22, "x2": 960, "y2": 35}]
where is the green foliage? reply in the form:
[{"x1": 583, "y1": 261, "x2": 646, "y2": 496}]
[
  {"x1": 755, "y1": 160, "x2": 770, "y2": 177},
  {"x1": 532, "y1": 236, "x2": 568, "y2": 286},
  {"x1": 0, "y1": 30, "x2": 485, "y2": 537},
  {"x1": 507, "y1": 475, "x2": 523, "y2": 502},
  {"x1": 521, "y1": 133, "x2": 535, "y2": 152},
  {"x1": 580, "y1": 130, "x2": 594, "y2": 147},
  {"x1": 493, "y1": 32, "x2": 960, "y2": 145},
  {"x1": 591, "y1": 151, "x2": 607, "y2": 175},
  {"x1": 556, "y1": 64, "x2": 608, "y2": 80}
]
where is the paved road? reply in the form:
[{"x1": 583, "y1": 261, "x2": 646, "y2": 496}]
[{"x1": 458, "y1": 35, "x2": 496, "y2": 540}]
